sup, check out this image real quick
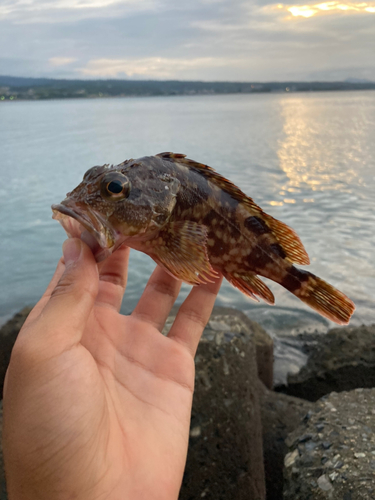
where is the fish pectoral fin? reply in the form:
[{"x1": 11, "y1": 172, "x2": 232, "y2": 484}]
[
  {"x1": 224, "y1": 272, "x2": 275, "y2": 305},
  {"x1": 151, "y1": 221, "x2": 219, "y2": 285}
]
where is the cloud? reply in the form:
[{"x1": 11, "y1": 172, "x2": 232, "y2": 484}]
[
  {"x1": 0, "y1": 0, "x2": 159, "y2": 23},
  {"x1": 0, "y1": 0, "x2": 374, "y2": 80},
  {"x1": 78, "y1": 56, "x2": 241, "y2": 78},
  {"x1": 49, "y1": 57, "x2": 77, "y2": 66}
]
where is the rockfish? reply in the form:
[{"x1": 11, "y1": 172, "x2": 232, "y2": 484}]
[{"x1": 52, "y1": 152, "x2": 355, "y2": 325}]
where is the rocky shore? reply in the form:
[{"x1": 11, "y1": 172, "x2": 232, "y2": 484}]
[{"x1": 0, "y1": 307, "x2": 374, "y2": 499}]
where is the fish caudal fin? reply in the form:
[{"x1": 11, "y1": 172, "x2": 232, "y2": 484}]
[{"x1": 281, "y1": 267, "x2": 355, "y2": 325}]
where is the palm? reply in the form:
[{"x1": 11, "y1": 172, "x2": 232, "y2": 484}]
[
  {"x1": 45, "y1": 310, "x2": 194, "y2": 499},
  {"x1": 4, "y1": 243, "x2": 222, "y2": 500},
  {"x1": 77, "y1": 309, "x2": 195, "y2": 499}
]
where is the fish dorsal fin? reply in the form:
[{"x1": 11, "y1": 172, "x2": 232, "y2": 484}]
[
  {"x1": 158, "y1": 153, "x2": 310, "y2": 266},
  {"x1": 158, "y1": 153, "x2": 262, "y2": 211},
  {"x1": 157, "y1": 152, "x2": 187, "y2": 160},
  {"x1": 151, "y1": 221, "x2": 219, "y2": 285}
]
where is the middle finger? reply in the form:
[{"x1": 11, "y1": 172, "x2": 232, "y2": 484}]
[{"x1": 131, "y1": 265, "x2": 182, "y2": 331}]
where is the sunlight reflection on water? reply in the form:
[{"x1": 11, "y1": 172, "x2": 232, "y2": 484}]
[{"x1": 277, "y1": 95, "x2": 371, "y2": 195}]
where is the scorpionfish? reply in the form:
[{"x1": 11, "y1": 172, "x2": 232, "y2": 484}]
[{"x1": 52, "y1": 152, "x2": 355, "y2": 325}]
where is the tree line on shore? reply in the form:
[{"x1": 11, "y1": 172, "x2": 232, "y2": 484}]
[{"x1": 1, "y1": 75, "x2": 374, "y2": 100}]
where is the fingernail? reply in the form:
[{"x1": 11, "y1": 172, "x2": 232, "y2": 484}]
[{"x1": 62, "y1": 239, "x2": 82, "y2": 266}]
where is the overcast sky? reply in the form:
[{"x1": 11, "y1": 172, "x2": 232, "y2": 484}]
[{"x1": 1, "y1": 0, "x2": 374, "y2": 81}]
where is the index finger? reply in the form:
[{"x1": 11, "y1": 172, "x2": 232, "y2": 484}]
[{"x1": 96, "y1": 244, "x2": 130, "y2": 311}]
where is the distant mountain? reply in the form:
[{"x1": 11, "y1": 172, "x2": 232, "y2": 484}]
[
  {"x1": 344, "y1": 77, "x2": 373, "y2": 84},
  {"x1": 0, "y1": 76, "x2": 56, "y2": 87}
]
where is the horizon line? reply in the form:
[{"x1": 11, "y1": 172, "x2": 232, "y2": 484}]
[{"x1": 1, "y1": 75, "x2": 374, "y2": 84}]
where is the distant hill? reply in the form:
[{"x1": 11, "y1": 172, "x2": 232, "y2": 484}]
[
  {"x1": 1, "y1": 75, "x2": 374, "y2": 101},
  {"x1": 344, "y1": 77, "x2": 373, "y2": 84},
  {"x1": 0, "y1": 76, "x2": 56, "y2": 87}
]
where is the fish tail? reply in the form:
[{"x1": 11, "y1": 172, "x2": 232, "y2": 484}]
[{"x1": 280, "y1": 266, "x2": 355, "y2": 325}]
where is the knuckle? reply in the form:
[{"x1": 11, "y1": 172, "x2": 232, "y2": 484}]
[
  {"x1": 149, "y1": 279, "x2": 178, "y2": 299},
  {"x1": 51, "y1": 272, "x2": 96, "y2": 301},
  {"x1": 183, "y1": 308, "x2": 207, "y2": 329},
  {"x1": 99, "y1": 271, "x2": 126, "y2": 288},
  {"x1": 51, "y1": 278, "x2": 76, "y2": 299}
]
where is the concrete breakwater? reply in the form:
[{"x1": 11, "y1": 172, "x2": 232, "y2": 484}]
[{"x1": 0, "y1": 306, "x2": 374, "y2": 499}]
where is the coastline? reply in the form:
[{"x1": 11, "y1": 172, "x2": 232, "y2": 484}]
[{"x1": 1, "y1": 77, "x2": 375, "y2": 102}]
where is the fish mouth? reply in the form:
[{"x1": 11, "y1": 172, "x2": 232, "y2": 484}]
[{"x1": 52, "y1": 201, "x2": 117, "y2": 262}]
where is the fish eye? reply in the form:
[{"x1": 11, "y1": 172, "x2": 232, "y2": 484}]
[
  {"x1": 101, "y1": 172, "x2": 130, "y2": 201},
  {"x1": 107, "y1": 180, "x2": 124, "y2": 194}
]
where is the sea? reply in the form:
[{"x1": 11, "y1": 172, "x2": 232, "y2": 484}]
[{"x1": 1, "y1": 90, "x2": 374, "y2": 383}]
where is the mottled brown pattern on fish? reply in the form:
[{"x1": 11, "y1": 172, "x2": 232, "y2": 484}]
[
  {"x1": 154, "y1": 155, "x2": 299, "y2": 288},
  {"x1": 52, "y1": 152, "x2": 355, "y2": 325}
]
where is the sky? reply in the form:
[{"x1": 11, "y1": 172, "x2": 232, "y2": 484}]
[{"x1": 0, "y1": 0, "x2": 374, "y2": 81}]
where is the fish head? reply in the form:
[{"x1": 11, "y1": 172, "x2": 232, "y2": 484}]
[{"x1": 52, "y1": 160, "x2": 180, "y2": 261}]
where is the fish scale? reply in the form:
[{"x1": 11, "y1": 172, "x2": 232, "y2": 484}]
[{"x1": 52, "y1": 152, "x2": 355, "y2": 325}]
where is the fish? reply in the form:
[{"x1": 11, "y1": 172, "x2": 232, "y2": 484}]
[{"x1": 52, "y1": 152, "x2": 355, "y2": 325}]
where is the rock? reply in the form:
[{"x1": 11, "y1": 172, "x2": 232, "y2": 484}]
[
  {"x1": 258, "y1": 383, "x2": 314, "y2": 500},
  {"x1": 283, "y1": 388, "x2": 375, "y2": 499},
  {"x1": 242, "y1": 313, "x2": 274, "y2": 391},
  {"x1": 284, "y1": 449, "x2": 299, "y2": 468},
  {"x1": 178, "y1": 310, "x2": 266, "y2": 500},
  {"x1": 0, "y1": 402, "x2": 6, "y2": 500},
  {"x1": 0, "y1": 307, "x2": 32, "y2": 398},
  {"x1": 164, "y1": 306, "x2": 274, "y2": 390},
  {"x1": 317, "y1": 474, "x2": 332, "y2": 491},
  {"x1": 276, "y1": 324, "x2": 375, "y2": 401}
]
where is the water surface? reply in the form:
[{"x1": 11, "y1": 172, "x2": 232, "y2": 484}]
[{"x1": 1, "y1": 91, "x2": 374, "y2": 381}]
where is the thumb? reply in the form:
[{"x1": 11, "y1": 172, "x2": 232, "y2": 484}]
[{"x1": 37, "y1": 238, "x2": 99, "y2": 349}]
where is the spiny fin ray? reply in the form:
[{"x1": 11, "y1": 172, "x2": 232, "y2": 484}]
[
  {"x1": 284, "y1": 269, "x2": 355, "y2": 325},
  {"x1": 264, "y1": 215, "x2": 310, "y2": 265},
  {"x1": 223, "y1": 272, "x2": 275, "y2": 305}
]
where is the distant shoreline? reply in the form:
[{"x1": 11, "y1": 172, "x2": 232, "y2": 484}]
[{"x1": 1, "y1": 75, "x2": 375, "y2": 101}]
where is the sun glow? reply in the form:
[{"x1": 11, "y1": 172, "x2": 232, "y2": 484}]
[{"x1": 275, "y1": 1, "x2": 375, "y2": 17}]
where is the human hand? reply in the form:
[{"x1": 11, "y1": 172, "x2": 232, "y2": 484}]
[{"x1": 2, "y1": 238, "x2": 222, "y2": 500}]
